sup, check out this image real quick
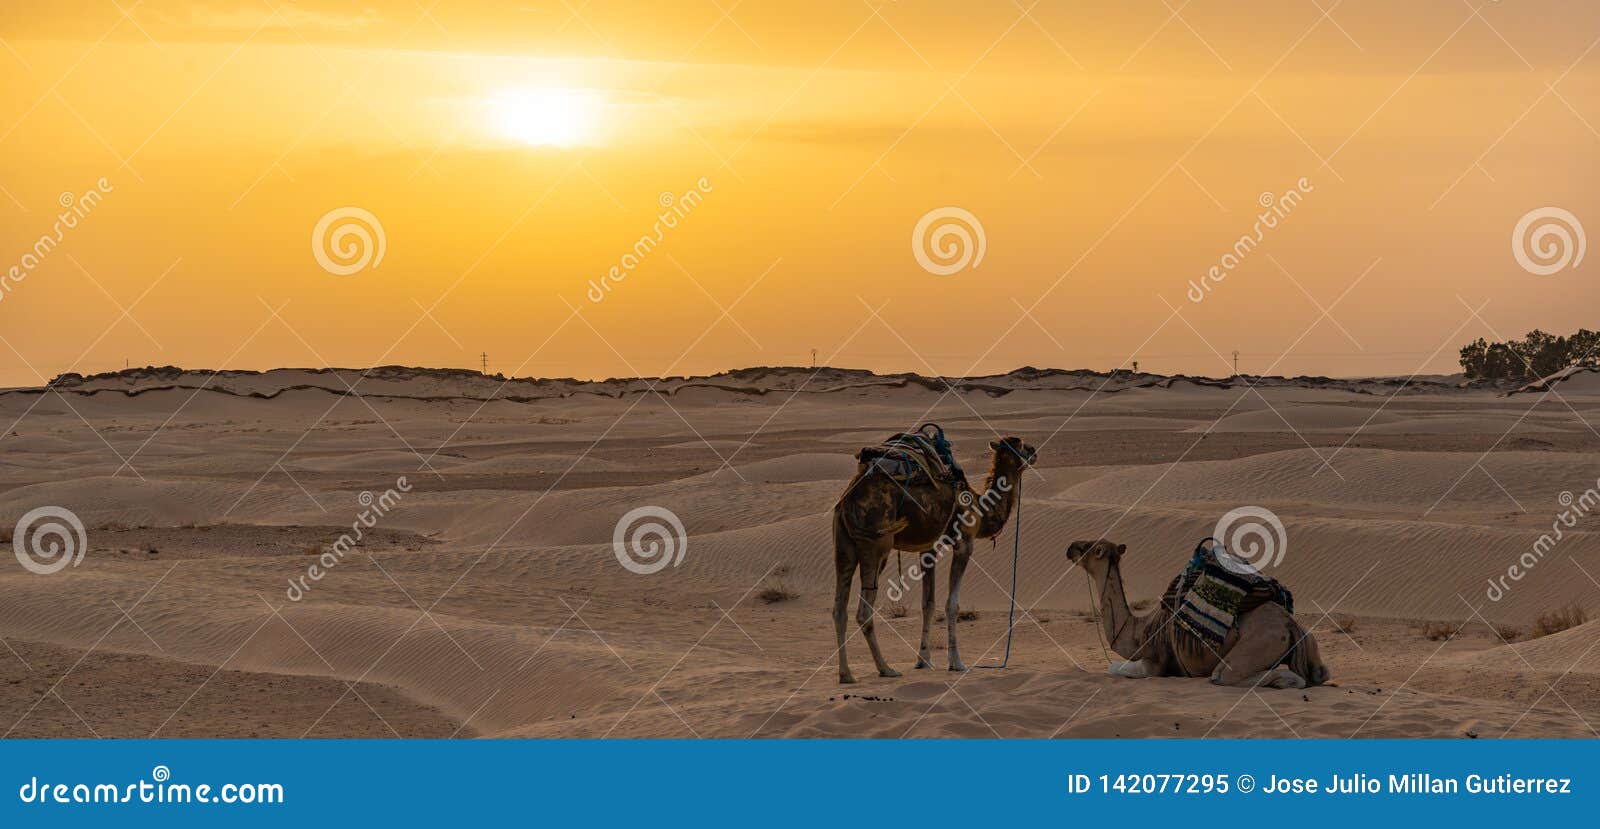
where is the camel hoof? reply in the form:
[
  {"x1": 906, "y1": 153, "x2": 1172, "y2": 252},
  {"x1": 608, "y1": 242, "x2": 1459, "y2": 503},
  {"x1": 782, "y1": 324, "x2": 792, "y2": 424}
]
[
  {"x1": 839, "y1": 674, "x2": 858, "y2": 685},
  {"x1": 948, "y1": 663, "x2": 969, "y2": 673},
  {"x1": 914, "y1": 659, "x2": 933, "y2": 670},
  {"x1": 879, "y1": 668, "x2": 903, "y2": 678}
]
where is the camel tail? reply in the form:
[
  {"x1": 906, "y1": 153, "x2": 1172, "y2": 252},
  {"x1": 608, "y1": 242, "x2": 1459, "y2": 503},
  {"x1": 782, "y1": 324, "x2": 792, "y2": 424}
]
[{"x1": 1285, "y1": 619, "x2": 1330, "y2": 686}]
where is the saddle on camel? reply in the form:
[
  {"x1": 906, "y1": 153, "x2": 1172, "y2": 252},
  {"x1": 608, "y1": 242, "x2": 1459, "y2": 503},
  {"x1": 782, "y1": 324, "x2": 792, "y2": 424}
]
[{"x1": 854, "y1": 424, "x2": 968, "y2": 492}]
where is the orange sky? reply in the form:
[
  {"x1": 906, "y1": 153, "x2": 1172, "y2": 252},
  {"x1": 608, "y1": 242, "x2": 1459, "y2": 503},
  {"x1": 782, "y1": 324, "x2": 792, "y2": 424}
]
[{"x1": 1, "y1": 1, "x2": 1596, "y2": 386}]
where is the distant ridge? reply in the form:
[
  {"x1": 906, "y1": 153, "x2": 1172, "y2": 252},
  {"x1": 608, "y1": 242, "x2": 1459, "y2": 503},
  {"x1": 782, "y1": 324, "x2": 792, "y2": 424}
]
[{"x1": 8, "y1": 364, "x2": 1498, "y2": 405}]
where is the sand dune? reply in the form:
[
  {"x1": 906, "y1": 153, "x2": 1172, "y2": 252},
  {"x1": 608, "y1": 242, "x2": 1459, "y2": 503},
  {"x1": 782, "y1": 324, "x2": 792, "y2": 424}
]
[{"x1": 2, "y1": 366, "x2": 1596, "y2": 738}]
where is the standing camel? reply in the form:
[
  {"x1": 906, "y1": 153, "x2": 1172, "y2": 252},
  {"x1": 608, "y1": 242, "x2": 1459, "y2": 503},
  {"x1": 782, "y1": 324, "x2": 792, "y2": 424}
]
[
  {"x1": 1065, "y1": 539, "x2": 1329, "y2": 689},
  {"x1": 832, "y1": 435, "x2": 1036, "y2": 684}
]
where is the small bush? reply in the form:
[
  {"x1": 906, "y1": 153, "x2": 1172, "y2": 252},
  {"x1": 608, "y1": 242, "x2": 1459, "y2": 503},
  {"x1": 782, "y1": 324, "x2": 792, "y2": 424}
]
[
  {"x1": 1530, "y1": 605, "x2": 1588, "y2": 638},
  {"x1": 1421, "y1": 622, "x2": 1460, "y2": 641},
  {"x1": 1331, "y1": 615, "x2": 1357, "y2": 634},
  {"x1": 888, "y1": 604, "x2": 909, "y2": 619},
  {"x1": 757, "y1": 583, "x2": 798, "y2": 604},
  {"x1": 1495, "y1": 624, "x2": 1523, "y2": 642},
  {"x1": 956, "y1": 608, "x2": 979, "y2": 622}
]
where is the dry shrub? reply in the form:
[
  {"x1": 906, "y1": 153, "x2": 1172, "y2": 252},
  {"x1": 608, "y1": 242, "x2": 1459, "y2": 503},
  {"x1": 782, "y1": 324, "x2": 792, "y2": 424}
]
[
  {"x1": 757, "y1": 582, "x2": 798, "y2": 604},
  {"x1": 1530, "y1": 605, "x2": 1588, "y2": 639},
  {"x1": 1495, "y1": 624, "x2": 1523, "y2": 642},
  {"x1": 1331, "y1": 615, "x2": 1357, "y2": 634},
  {"x1": 1420, "y1": 622, "x2": 1460, "y2": 641},
  {"x1": 888, "y1": 604, "x2": 909, "y2": 619},
  {"x1": 956, "y1": 608, "x2": 979, "y2": 622}
]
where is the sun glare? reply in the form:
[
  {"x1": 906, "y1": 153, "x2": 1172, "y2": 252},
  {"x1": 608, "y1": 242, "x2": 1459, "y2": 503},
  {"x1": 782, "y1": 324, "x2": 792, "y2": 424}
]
[{"x1": 488, "y1": 87, "x2": 602, "y2": 148}]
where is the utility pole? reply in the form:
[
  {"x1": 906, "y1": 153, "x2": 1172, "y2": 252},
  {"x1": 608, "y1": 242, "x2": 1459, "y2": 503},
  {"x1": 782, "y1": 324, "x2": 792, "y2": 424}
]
[
  {"x1": 480, "y1": 352, "x2": 488, "y2": 375},
  {"x1": 810, "y1": 348, "x2": 817, "y2": 368},
  {"x1": 1232, "y1": 350, "x2": 1239, "y2": 377},
  {"x1": 1131, "y1": 360, "x2": 1139, "y2": 374}
]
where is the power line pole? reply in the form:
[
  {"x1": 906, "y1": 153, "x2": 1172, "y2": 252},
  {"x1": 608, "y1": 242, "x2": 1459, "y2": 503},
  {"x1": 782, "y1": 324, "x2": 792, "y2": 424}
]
[
  {"x1": 1232, "y1": 350, "x2": 1239, "y2": 377},
  {"x1": 810, "y1": 348, "x2": 817, "y2": 368},
  {"x1": 480, "y1": 352, "x2": 488, "y2": 375}
]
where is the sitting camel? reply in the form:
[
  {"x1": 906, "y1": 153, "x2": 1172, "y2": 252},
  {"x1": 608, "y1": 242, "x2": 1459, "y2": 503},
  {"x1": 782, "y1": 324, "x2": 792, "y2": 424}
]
[
  {"x1": 832, "y1": 436, "x2": 1036, "y2": 683},
  {"x1": 1065, "y1": 539, "x2": 1329, "y2": 689}
]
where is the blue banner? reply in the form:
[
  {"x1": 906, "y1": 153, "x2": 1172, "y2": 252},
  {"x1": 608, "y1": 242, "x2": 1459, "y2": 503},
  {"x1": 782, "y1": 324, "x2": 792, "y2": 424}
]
[{"x1": 0, "y1": 740, "x2": 1592, "y2": 825}]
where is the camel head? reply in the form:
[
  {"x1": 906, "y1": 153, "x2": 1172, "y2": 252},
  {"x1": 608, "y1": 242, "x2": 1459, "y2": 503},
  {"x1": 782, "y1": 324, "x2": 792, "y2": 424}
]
[
  {"x1": 989, "y1": 436, "x2": 1038, "y2": 469},
  {"x1": 1065, "y1": 539, "x2": 1125, "y2": 576}
]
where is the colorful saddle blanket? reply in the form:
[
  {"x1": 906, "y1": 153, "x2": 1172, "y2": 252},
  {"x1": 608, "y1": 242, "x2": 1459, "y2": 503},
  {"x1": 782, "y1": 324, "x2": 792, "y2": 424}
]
[
  {"x1": 855, "y1": 425, "x2": 965, "y2": 486},
  {"x1": 1163, "y1": 539, "x2": 1294, "y2": 646}
]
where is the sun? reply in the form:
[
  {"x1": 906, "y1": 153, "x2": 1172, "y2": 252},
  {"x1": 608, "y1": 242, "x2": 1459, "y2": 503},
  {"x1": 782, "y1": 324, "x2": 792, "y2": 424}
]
[{"x1": 488, "y1": 87, "x2": 602, "y2": 147}]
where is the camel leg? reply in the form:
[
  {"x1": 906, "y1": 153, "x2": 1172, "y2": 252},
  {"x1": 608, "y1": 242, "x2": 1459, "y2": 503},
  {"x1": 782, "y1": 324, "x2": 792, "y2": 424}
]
[
  {"x1": 946, "y1": 540, "x2": 972, "y2": 672},
  {"x1": 856, "y1": 543, "x2": 901, "y2": 678},
  {"x1": 915, "y1": 551, "x2": 936, "y2": 669},
  {"x1": 834, "y1": 531, "x2": 858, "y2": 684}
]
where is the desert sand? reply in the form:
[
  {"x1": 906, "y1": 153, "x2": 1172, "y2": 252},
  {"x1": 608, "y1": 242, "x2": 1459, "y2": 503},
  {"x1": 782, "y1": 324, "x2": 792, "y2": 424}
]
[{"x1": 1, "y1": 365, "x2": 1598, "y2": 738}]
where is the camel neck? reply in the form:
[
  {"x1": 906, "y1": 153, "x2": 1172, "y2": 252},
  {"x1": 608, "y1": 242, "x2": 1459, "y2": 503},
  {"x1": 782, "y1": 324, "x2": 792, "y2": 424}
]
[
  {"x1": 974, "y1": 466, "x2": 1019, "y2": 539},
  {"x1": 1097, "y1": 561, "x2": 1140, "y2": 658}
]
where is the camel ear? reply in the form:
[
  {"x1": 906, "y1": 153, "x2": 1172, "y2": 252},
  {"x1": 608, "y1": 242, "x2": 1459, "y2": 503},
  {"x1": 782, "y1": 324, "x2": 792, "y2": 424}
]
[
  {"x1": 990, "y1": 439, "x2": 1001, "y2": 450},
  {"x1": 1116, "y1": 544, "x2": 1127, "y2": 557}
]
